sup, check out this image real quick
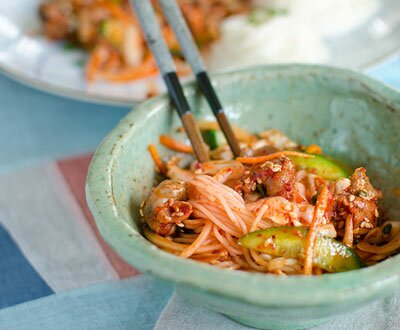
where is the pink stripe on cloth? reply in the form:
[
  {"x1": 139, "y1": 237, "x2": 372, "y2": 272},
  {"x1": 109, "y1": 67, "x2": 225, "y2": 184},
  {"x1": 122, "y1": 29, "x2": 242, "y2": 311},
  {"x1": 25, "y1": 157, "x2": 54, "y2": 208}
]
[
  {"x1": 57, "y1": 154, "x2": 138, "y2": 279},
  {"x1": 0, "y1": 164, "x2": 117, "y2": 292}
]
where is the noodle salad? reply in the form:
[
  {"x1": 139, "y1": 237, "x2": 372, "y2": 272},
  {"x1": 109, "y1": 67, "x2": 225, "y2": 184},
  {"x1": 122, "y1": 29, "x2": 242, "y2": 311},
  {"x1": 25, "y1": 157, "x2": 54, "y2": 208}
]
[
  {"x1": 142, "y1": 123, "x2": 399, "y2": 275},
  {"x1": 39, "y1": 0, "x2": 249, "y2": 83}
]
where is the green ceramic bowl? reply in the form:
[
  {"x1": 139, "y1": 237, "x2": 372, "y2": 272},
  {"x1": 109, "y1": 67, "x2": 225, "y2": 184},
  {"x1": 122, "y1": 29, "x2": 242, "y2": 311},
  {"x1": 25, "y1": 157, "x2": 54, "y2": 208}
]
[{"x1": 86, "y1": 64, "x2": 400, "y2": 329}]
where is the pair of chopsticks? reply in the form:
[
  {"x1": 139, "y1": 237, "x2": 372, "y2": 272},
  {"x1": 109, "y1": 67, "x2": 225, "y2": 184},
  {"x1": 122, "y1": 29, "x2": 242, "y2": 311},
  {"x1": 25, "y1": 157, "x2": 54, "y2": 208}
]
[{"x1": 130, "y1": 0, "x2": 241, "y2": 163}]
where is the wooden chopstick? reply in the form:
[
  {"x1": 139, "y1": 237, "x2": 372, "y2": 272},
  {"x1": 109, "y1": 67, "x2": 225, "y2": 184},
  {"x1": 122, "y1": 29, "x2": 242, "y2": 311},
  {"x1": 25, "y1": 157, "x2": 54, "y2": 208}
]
[
  {"x1": 130, "y1": 0, "x2": 241, "y2": 160},
  {"x1": 130, "y1": 0, "x2": 209, "y2": 163},
  {"x1": 158, "y1": 0, "x2": 241, "y2": 158}
]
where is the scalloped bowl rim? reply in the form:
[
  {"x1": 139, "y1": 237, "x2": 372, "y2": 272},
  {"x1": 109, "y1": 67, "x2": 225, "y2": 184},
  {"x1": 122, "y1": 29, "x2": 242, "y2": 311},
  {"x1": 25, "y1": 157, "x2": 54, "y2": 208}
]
[{"x1": 86, "y1": 64, "x2": 400, "y2": 309}]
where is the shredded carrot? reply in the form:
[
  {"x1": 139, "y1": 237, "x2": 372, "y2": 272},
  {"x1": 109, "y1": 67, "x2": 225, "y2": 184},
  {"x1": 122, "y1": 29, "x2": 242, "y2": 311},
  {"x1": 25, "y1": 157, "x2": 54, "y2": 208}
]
[
  {"x1": 99, "y1": 59, "x2": 158, "y2": 83},
  {"x1": 305, "y1": 144, "x2": 323, "y2": 155},
  {"x1": 100, "y1": 67, "x2": 158, "y2": 83},
  {"x1": 236, "y1": 151, "x2": 314, "y2": 164},
  {"x1": 102, "y1": 50, "x2": 122, "y2": 71},
  {"x1": 85, "y1": 48, "x2": 103, "y2": 82},
  {"x1": 303, "y1": 185, "x2": 331, "y2": 275},
  {"x1": 159, "y1": 135, "x2": 193, "y2": 153},
  {"x1": 101, "y1": 2, "x2": 133, "y2": 24},
  {"x1": 162, "y1": 26, "x2": 180, "y2": 52},
  {"x1": 148, "y1": 144, "x2": 165, "y2": 174},
  {"x1": 343, "y1": 215, "x2": 354, "y2": 247}
]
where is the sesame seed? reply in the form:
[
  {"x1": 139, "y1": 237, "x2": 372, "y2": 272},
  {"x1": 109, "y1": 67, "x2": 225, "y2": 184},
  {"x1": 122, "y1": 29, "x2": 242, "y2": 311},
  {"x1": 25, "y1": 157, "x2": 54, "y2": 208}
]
[
  {"x1": 272, "y1": 164, "x2": 282, "y2": 172},
  {"x1": 261, "y1": 161, "x2": 273, "y2": 169},
  {"x1": 264, "y1": 237, "x2": 273, "y2": 247}
]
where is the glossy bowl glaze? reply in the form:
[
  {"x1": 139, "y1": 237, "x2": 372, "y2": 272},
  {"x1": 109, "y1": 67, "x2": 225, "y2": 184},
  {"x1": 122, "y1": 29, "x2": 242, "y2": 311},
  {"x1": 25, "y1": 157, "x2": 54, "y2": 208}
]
[{"x1": 86, "y1": 64, "x2": 400, "y2": 329}]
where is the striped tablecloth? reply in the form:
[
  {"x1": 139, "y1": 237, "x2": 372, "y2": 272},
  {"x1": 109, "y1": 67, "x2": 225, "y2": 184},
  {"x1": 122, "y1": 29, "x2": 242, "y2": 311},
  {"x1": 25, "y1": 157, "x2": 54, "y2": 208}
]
[
  {"x1": 0, "y1": 75, "x2": 172, "y2": 329},
  {"x1": 0, "y1": 56, "x2": 399, "y2": 330}
]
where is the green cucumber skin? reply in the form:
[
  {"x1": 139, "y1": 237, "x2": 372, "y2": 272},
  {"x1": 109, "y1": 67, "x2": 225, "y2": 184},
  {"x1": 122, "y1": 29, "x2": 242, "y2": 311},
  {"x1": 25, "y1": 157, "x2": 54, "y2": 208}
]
[
  {"x1": 289, "y1": 154, "x2": 349, "y2": 180},
  {"x1": 202, "y1": 129, "x2": 225, "y2": 150},
  {"x1": 239, "y1": 226, "x2": 365, "y2": 273}
]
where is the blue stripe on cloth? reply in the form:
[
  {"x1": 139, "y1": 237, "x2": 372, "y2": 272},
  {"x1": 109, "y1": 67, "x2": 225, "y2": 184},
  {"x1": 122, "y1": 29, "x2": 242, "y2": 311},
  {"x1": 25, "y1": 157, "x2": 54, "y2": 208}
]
[
  {"x1": 0, "y1": 224, "x2": 53, "y2": 309},
  {"x1": 0, "y1": 74, "x2": 130, "y2": 175},
  {"x1": 0, "y1": 275, "x2": 173, "y2": 330}
]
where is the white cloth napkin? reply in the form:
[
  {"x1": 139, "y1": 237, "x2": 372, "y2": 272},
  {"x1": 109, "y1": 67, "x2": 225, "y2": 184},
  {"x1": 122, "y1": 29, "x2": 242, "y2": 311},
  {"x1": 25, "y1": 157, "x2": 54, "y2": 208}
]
[{"x1": 155, "y1": 290, "x2": 400, "y2": 330}]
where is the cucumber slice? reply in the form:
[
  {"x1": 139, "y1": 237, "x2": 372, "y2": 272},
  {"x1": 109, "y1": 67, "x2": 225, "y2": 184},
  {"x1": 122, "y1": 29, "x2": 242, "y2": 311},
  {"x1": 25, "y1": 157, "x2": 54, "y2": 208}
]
[
  {"x1": 201, "y1": 129, "x2": 225, "y2": 150},
  {"x1": 290, "y1": 154, "x2": 349, "y2": 180},
  {"x1": 239, "y1": 226, "x2": 365, "y2": 273}
]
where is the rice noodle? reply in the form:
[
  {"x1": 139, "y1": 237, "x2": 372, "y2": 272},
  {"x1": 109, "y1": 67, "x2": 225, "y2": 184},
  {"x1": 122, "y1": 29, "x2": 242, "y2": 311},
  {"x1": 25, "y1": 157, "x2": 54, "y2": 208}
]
[
  {"x1": 358, "y1": 233, "x2": 400, "y2": 255},
  {"x1": 180, "y1": 220, "x2": 213, "y2": 258},
  {"x1": 165, "y1": 175, "x2": 305, "y2": 273},
  {"x1": 144, "y1": 133, "x2": 397, "y2": 275}
]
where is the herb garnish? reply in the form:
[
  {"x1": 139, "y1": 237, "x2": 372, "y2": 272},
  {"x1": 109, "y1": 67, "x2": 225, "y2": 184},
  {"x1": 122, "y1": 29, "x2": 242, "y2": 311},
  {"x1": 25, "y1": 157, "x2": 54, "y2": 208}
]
[{"x1": 247, "y1": 8, "x2": 288, "y2": 25}]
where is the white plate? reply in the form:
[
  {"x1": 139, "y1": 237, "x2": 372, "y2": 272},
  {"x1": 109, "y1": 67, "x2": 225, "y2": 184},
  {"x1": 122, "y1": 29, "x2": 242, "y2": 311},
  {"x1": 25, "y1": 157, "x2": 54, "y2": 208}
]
[{"x1": 0, "y1": 0, "x2": 399, "y2": 106}]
